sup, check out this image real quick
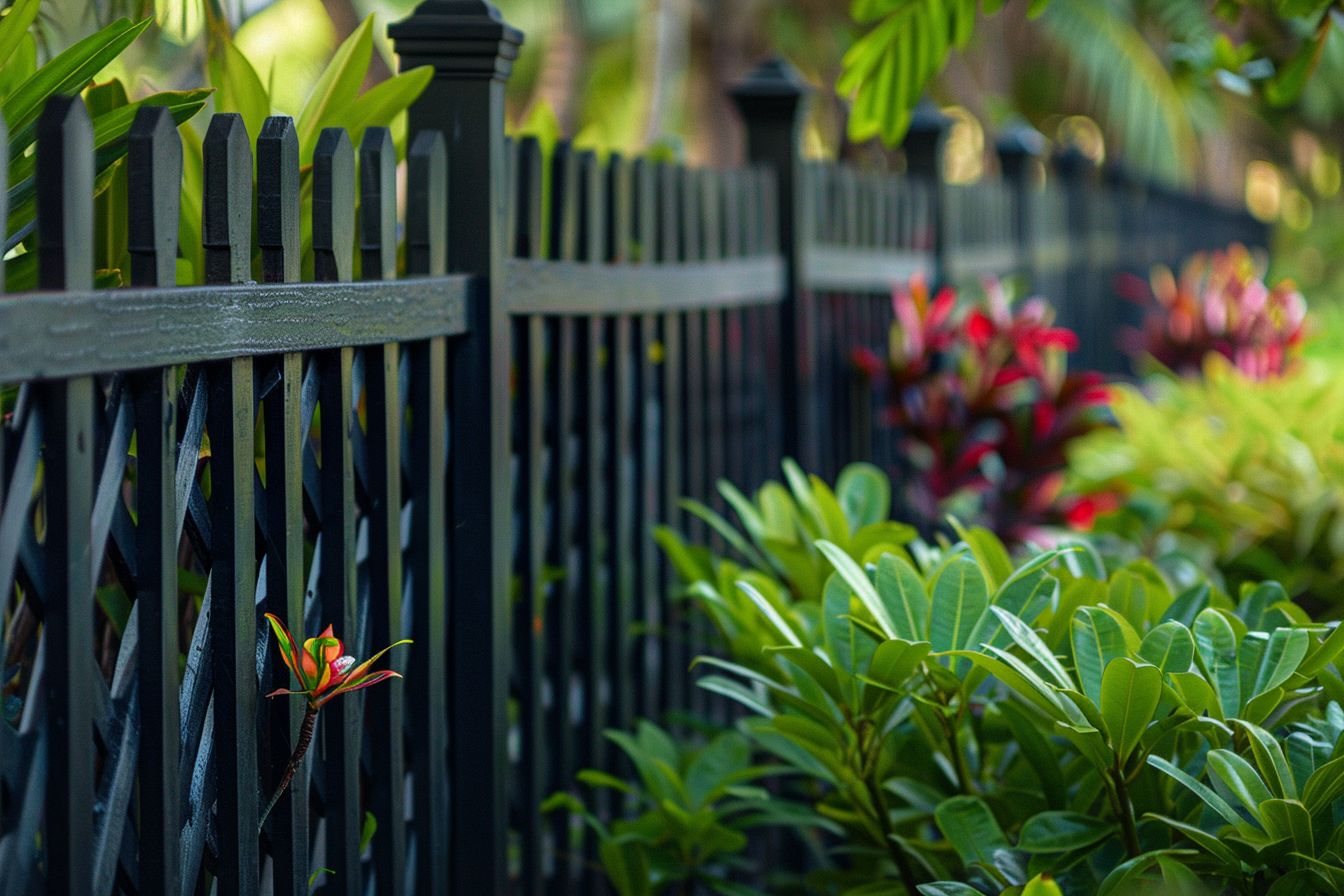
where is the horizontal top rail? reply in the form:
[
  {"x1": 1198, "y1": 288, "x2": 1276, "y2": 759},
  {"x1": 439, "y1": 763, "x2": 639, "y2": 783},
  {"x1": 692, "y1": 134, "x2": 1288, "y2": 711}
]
[
  {"x1": 503, "y1": 255, "x2": 785, "y2": 315},
  {"x1": 803, "y1": 245, "x2": 929, "y2": 293},
  {"x1": 0, "y1": 274, "x2": 472, "y2": 382}
]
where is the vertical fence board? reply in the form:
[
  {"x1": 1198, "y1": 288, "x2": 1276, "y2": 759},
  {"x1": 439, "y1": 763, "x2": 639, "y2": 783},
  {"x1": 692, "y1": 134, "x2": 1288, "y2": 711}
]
[
  {"x1": 630, "y1": 157, "x2": 661, "y2": 723},
  {"x1": 576, "y1": 149, "x2": 609, "y2": 895},
  {"x1": 358, "y1": 126, "x2": 408, "y2": 895},
  {"x1": 127, "y1": 104, "x2": 183, "y2": 896},
  {"x1": 655, "y1": 160, "x2": 685, "y2": 718},
  {"x1": 256, "y1": 114, "x2": 310, "y2": 896},
  {"x1": 513, "y1": 133, "x2": 546, "y2": 896},
  {"x1": 405, "y1": 127, "x2": 450, "y2": 896},
  {"x1": 36, "y1": 96, "x2": 95, "y2": 896},
  {"x1": 604, "y1": 152, "x2": 636, "y2": 738},
  {"x1": 201, "y1": 111, "x2": 261, "y2": 896}
]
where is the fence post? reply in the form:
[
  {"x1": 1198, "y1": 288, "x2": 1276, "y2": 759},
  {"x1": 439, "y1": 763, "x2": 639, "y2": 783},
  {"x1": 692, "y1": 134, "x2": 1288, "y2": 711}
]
[
  {"x1": 900, "y1": 101, "x2": 950, "y2": 286},
  {"x1": 996, "y1": 123, "x2": 1044, "y2": 290},
  {"x1": 729, "y1": 59, "x2": 814, "y2": 470},
  {"x1": 389, "y1": 4, "x2": 522, "y2": 894},
  {"x1": 1053, "y1": 146, "x2": 1100, "y2": 370}
]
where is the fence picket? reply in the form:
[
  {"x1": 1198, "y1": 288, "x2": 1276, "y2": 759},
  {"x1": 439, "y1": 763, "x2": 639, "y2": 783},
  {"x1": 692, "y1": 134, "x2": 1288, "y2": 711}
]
[
  {"x1": 404, "y1": 127, "x2": 450, "y2": 896},
  {"x1": 127, "y1": 104, "x2": 183, "y2": 896},
  {"x1": 202, "y1": 110, "x2": 262, "y2": 896},
  {"x1": 256, "y1": 113, "x2": 309, "y2": 896},
  {"x1": 358, "y1": 124, "x2": 408, "y2": 896},
  {"x1": 513, "y1": 133, "x2": 546, "y2": 896},
  {"x1": 36, "y1": 95, "x2": 96, "y2": 896}
]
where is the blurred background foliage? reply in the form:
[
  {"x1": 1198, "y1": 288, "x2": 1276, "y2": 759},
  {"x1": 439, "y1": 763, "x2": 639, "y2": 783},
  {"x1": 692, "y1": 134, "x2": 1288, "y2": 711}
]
[{"x1": 21, "y1": 0, "x2": 1344, "y2": 310}]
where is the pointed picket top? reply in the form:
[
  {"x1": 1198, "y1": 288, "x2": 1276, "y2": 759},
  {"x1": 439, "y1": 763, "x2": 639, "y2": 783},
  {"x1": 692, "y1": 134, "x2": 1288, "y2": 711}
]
[
  {"x1": 407, "y1": 130, "x2": 447, "y2": 276},
  {"x1": 37, "y1": 95, "x2": 93, "y2": 291},
  {"x1": 127, "y1": 106, "x2": 182, "y2": 288},
  {"x1": 360, "y1": 127, "x2": 397, "y2": 281},
  {"x1": 1053, "y1": 143, "x2": 1098, "y2": 182},
  {"x1": 575, "y1": 150, "x2": 604, "y2": 264},
  {"x1": 203, "y1": 113, "x2": 253, "y2": 284},
  {"x1": 313, "y1": 128, "x2": 355, "y2": 283},
  {"x1": 257, "y1": 116, "x2": 300, "y2": 284},
  {"x1": 996, "y1": 121, "x2": 1046, "y2": 179}
]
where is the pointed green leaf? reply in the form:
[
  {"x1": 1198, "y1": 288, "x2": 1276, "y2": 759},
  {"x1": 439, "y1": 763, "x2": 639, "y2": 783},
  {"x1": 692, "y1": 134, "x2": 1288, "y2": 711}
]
[
  {"x1": 929, "y1": 557, "x2": 989, "y2": 652},
  {"x1": 1017, "y1": 811, "x2": 1115, "y2": 853},
  {"x1": 933, "y1": 795, "x2": 1009, "y2": 869},
  {"x1": 1100, "y1": 658, "x2": 1162, "y2": 762},
  {"x1": 1071, "y1": 606, "x2": 1137, "y2": 706},
  {"x1": 1139, "y1": 622, "x2": 1195, "y2": 675},
  {"x1": 876, "y1": 551, "x2": 928, "y2": 641}
]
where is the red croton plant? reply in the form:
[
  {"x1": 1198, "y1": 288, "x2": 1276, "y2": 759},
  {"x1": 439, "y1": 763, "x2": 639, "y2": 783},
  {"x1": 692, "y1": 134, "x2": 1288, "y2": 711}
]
[
  {"x1": 1117, "y1": 242, "x2": 1306, "y2": 379},
  {"x1": 853, "y1": 275, "x2": 1112, "y2": 543}
]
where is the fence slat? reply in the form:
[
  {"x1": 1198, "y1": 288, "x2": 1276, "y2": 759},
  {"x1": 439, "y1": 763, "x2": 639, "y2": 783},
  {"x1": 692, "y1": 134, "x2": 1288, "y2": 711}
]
[
  {"x1": 655, "y1": 160, "x2": 684, "y2": 717},
  {"x1": 544, "y1": 139, "x2": 579, "y2": 895},
  {"x1": 257, "y1": 113, "x2": 309, "y2": 896},
  {"x1": 127, "y1": 103, "x2": 183, "y2": 896},
  {"x1": 359, "y1": 124, "x2": 408, "y2": 896},
  {"x1": 512, "y1": 133, "x2": 546, "y2": 896},
  {"x1": 604, "y1": 152, "x2": 636, "y2": 738},
  {"x1": 202, "y1": 111, "x2": 260, "y2": 896},
  {"x1": 629, "y1": 157, "x2": 661, "y2": 722},
  {"x1": 315, "y1": 324, "x2": 360, "y2": 893},
  {"x1": 576, "y1": 148, "x2": 608, "y2": 896},
  {"x1": 405, "y1": 126, "x2": 450, "y2": 896},
  {"x1": 36, "y1": 96, "x2": 95, "y2": 896}
]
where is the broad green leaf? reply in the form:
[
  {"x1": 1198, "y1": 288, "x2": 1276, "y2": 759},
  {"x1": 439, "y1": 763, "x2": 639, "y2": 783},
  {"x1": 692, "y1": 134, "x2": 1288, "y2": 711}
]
[
  {"x1": 928, "y1": 557, "x2": 989, "y2": 652},
  {"x1": 209, "y1": 34, "x2": 269, "y2": 150},
  {"x1": 1100, "y1": 657, "x2": 1162, "y2": 762},
  {"x1": 836, "y1": 462, "x2": 889, "y2": 529},
  {"x1": 991, "y1": 606, "x2": 1073, "y2": 690},
  {"x1": 1206, "y1": 749, "x2": 1273, "y2": 820},
  {"x1": 1097, "y1": 851, "x2": 1197, "y2": 896},
  {"x1": 599, "y1": 839, "x2": 652, "y2": 896},
  {"x1": 736, "y1": 580, "x2": 803, "y2": 648},
  {"x1": 1298, "y1": 621, "x2": 1344, "y2": 678},
  {"x1": 1107, "y1": 569, "x2": 1150, "y2": 630},
  {"x1": 1145, "y1": 814, "x2": 1243, "y2": 868},
  {"x1": 1139, "y1": 622, "x2": 1195, "y2": 674},
  {"x1": 917, "y1": 885, "x2": 982, "y2": 896},
  {"x1": 329, "y1": 66, "x2": 432, "y2": 161},
  {"x1": 297, "y1": 13, "x2": 374, "y2": 150},
  {"x1": 4, "y1": 18, "x2": 151, "y2": 141},
  {"x1": 682, "y1": 499, "x2": 773, "y2": 573},
  {"x1": 999, "y1": 701, "x2": 1066, "y2": 808},
  {"x1": 1251, "y1": 628, "x2": 1310, "y2": 698},
  {"x1": 1017, "y1": 811, "x2": 1114, "y2": 853},
  {"x1": 696, "y1": 676, "x2": 772, "y2": 717},
  {"x1": 818, "y1": 540, "x2": 896, "y2": 639},
  {"x1": 1302, "y1": 755, "x2": 1344, "y2": 816},
  {"x1": 823, "y1": 572, "x2": 858, "y2": 678},
  {"x1": 0, "y1": 0, "x2": 39, "y2": 85},
  {"x1": 1233, "y1": 719, "x2": 1297, "y2": 800},
  {"x1": 1071, "y1": 606, "x2": 1137, "y2": 706},
  {"x1": 865, "y1": 638, "x2": 930, "y2": 691},
  {"x1": 1260, "y1": 799, "x2": 1314, "y2": 853},
  {"x1": 1150, "y1": 757, "x2": 1252, "y2": 832},
  {"x1": 933, "y1": 795, "x2": 1008, "y2": 868},
  {"x1": 876, "y1": 551, "x2": 928, "y2": 641},
  {"x1": 1193, "y1": 608, "x2": 1241, "y2": 719},
  {"x1": 949, "y1": 518, "x2": 1013, "y2": 589}
]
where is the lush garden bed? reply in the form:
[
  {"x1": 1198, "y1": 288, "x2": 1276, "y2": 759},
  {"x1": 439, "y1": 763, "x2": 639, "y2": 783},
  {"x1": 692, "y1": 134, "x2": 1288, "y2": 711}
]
[{"x1": 552, "y1": 248, "x2": 1344, "y2": 895}]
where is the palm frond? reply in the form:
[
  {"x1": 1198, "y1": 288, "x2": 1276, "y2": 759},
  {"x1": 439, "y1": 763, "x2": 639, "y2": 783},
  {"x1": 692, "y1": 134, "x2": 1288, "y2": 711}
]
[{"x1": 1036, "y1": 0, "x2": 1201, "y2": 184}]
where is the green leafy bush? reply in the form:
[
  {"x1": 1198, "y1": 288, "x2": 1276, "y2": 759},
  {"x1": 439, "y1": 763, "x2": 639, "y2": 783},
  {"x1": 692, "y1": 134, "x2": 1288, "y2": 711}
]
[
  {"x1": 1067, "y1": 354, "x2": 1344, "y2": 613},
  {"x1": 560, "y1": 463, "x2": 1344, "y2": 895}
]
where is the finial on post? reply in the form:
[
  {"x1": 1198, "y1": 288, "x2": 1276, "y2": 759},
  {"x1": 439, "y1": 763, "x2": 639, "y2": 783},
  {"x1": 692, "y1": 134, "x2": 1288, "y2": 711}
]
[
  {"x1": 901, "y1": 98, "x2": 951, "y2": 181},
  {"x1": 995, "y1": 121, "x2": 1046, "y2": 181},
  {"x1": 388, "y1": 1, "x2": 523, "y2": 80}
]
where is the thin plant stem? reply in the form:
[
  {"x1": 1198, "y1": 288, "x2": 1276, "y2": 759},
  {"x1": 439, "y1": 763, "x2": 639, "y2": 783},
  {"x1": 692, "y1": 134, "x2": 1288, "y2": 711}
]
[{"x1": 259, "y1": 703, "x2": 319, "y2": 834}]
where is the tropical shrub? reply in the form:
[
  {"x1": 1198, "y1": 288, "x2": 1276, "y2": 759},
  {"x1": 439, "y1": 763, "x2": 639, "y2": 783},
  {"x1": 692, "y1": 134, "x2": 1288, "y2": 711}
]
[
  {"x1": 1067, "y1": 353, "x2": 1344, "y2": 612},
  {"x1": 852, "y1": 277, "x2": 1109, "y2": 543},
  {"x1": 1116, "y1": 243, "x2": 1307, "y2": 379},
  {"x1": 560, "y1": 463, "x2": 1344, "y2": 895}
]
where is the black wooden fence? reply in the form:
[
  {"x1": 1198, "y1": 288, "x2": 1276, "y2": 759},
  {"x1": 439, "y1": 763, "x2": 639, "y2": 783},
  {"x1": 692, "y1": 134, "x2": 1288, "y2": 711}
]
[{"x1": 0, "y1": 4, "x2": 1267, "y2": 895}]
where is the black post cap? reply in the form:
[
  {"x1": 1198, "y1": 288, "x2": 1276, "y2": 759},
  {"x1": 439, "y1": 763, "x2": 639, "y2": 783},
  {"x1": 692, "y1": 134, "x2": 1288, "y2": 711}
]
[
  {"x1": 388, "y1": 1, "x2": 523, "y2": 80},
  {"x1": 730, "y1": 57, "x2": 809, "y2": 118}
]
